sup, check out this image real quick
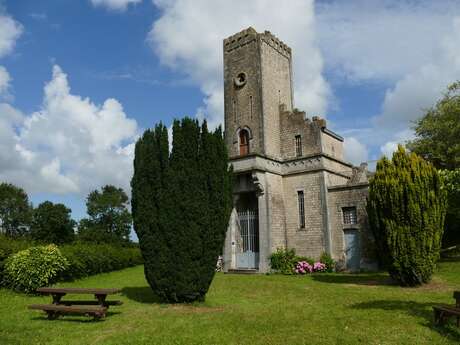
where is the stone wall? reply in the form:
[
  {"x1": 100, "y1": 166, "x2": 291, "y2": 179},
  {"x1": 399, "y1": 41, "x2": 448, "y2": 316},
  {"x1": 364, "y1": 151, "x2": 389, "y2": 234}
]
[
  {"x1": 259, "y1": 31, "x2": 293, "y2": 159},
  {"x1": 282, "y1": 172, "x2": 326, "y2": 259},
  {"x1": 265, "y1": 172, "x2": 286, "y2": 251},
  {"x1": 327, "y1": 183, "x2": 376, "y2": 270}
]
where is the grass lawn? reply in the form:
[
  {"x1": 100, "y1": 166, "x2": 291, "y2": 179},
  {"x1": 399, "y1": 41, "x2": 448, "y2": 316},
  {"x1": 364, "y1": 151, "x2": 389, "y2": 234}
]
[{"x1": 1, "y1": 262, "x2": 460, "y2": 345}]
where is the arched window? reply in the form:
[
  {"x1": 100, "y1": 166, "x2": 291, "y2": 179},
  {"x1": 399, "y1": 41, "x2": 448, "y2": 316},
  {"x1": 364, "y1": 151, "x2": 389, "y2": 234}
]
[{"x1": 239, "y1": 129, "x2": 250, "y2": 156}]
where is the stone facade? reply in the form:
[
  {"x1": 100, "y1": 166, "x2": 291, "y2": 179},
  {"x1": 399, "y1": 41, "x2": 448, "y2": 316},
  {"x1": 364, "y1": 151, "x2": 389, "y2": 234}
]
[{"x1": 223, "y1": 28, "x2": 375, "y2": 273}]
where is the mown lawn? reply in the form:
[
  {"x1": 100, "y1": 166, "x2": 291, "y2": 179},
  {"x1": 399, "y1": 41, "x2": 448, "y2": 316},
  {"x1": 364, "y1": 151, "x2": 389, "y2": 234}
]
[{"x1": 1, "y1": 262, "x2": 460, "y2": 345}]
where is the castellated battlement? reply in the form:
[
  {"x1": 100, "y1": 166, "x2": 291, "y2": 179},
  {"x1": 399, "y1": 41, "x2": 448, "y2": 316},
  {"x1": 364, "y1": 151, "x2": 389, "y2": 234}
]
[
  {"x1": 224, "y1": 27, "x2": 291, "y2": 57},
  {"x1": 279, "y1": 104, "x2": 327, "y2": 129}
]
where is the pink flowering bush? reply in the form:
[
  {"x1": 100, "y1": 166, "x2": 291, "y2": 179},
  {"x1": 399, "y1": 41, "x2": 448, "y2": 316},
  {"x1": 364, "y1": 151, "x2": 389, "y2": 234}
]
[
  {"x1": 313, "y1": 262, "x2": 327, "y2": 272},
  {"x1": 294, "y1": 261, "x2": 313, "y2": 274},
  {"x1": 294, "y1": 261, "x2": 327, "y2": 275}
]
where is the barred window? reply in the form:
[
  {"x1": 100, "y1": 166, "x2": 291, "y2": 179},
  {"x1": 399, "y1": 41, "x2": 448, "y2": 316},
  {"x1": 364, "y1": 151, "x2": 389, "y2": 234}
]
[
  {"x1": 295, "y1": 135, "x2": 302, "y2": 157},
  {"x1": 342, "y1": 207, "x2": 357, "y2": 225},
  {"x1": 298, "y1": 191, "x2": 305, "y2": 229}
]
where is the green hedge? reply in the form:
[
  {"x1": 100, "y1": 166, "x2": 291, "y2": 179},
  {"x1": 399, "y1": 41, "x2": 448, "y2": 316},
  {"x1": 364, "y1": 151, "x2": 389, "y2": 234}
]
[
  {"x1": 0, "y1": 236, "x2": 143, "y2": 290},
  {"x1": 59, "y1": 242, "x2": 143, "y2": 281},
  {"x1": 0, "y1": 235, "x2": 35, "y2": 284}
]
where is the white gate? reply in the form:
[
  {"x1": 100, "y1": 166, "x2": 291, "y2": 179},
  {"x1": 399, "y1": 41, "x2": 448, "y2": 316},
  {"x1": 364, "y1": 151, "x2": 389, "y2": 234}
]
[{"x1": 236, "y1": 210, "x2": 259, "y2": 269}]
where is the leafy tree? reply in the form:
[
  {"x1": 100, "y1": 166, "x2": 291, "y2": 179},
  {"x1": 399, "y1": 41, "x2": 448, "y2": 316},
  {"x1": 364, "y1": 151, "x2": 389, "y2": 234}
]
[
  {"x1": 78, "y1": 185, "x2": 132, "y2": 244},
  {"x1": 30, "y1": 201, "x2": 75, "y2": 244},
  {"x1": 0, "y1": 183, "x2": 32, "y2": 237},
  {"x1": 131, "y1": 119, "x2": 233, "y2": 303},
  {"x1": 367, "y1": 146, "x2": 447, "y2": 286},
  {"x1": 407, "y1": 81, "x2": 460, "y2": 170},
  {"x1": 439, "y1": 169, "x2": 460, "y2": 247},
  {"x1": 407, "y1": 81, "x2": 460, "y2": 247}
]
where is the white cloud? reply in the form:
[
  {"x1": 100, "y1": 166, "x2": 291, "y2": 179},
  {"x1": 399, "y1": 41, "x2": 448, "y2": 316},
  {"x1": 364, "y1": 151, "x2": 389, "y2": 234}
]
[
  {"x1": 0, "y1": 14, "x2": 23, "y2": 58},
  {"x1": 375, "y1": 16, "x2": 460, "y2": 128},
  {"x1": 148, "y1": 0, "x2": 330, "y2": 128},
  {"x1": 317, "y1": 0, "x2": 460, "y2": 83},
  {"x1": 0, "y1": 65, "x2": 139, "y2": 195},
  {"x1": 316, "y1": 1, "x2": 460, "y2": 160},
  {"x1": 0, "y1": 65, "x2": 10, "y2": 97},
  {"x1": 90, "y1": 0, "x2": 142, "y2": 11},
  {"x1": 343, "y1": 137, "x2": 368, "y2": 165},
  {"x1": 379, "y1": 129, "x2": 414, "y2": 158}
]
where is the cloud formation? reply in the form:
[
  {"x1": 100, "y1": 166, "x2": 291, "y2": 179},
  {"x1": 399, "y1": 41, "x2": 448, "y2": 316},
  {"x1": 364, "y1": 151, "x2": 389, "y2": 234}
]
[
  {"x1": 0, "y1": 65, "x2": 10, "y2": 97},
  {"x1": 316, "y1": 1, "x2": 460, "y2": 161},
  {"x1": 0, "y1": 65, "x2": 139, "y2": 195},
  {"x1": 0, "y1": 14, "x2": 23, "y2": 58},
  {"x1": 90, "y1": 0, "x2": 142, "y2": 11},
  {"x1": 343, "y1": 137, "x2": 368, "y2": 166},
  {"x1": 148, "y1": 0, "x2": 330, "y2": 128}
]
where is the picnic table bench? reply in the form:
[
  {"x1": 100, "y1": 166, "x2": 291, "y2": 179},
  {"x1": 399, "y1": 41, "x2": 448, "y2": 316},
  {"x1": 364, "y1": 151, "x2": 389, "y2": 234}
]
[
  {"x1": 433, "y1": 291, "x2": 460, "y2": 327},
  {"x1": 28, "y1": 287, "x2": 122, "y2": 320}
]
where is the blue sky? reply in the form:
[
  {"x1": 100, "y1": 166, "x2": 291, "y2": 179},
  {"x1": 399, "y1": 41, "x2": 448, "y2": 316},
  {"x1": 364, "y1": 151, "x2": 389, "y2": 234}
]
[{"x1": 1, "y1": 0, "x2": 460, "y2": 222}]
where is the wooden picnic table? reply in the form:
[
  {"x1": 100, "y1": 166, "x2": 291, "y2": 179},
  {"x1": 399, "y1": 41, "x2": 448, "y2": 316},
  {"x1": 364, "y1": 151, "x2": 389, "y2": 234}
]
[
  {"x1": 29, "y1": 287, "x2": 122, "y2": 320},
  {"x1": 433, "y1": 291, "x2": 460, "y2": 327}
]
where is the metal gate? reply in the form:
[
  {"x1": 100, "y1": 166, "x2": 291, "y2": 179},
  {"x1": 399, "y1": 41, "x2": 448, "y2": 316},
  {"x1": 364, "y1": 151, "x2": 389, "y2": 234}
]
[{"x1": 236, "y1": 209, "x2": 259, "y2": 269}]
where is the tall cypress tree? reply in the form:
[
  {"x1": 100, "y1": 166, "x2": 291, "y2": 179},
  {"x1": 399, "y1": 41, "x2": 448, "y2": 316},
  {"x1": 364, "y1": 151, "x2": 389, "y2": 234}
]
[
  {"x1": 131, "y1": 118, "x2": 233, "y2": 302},
  {"x1": 367, "y1": 146, "x2": 447, "y2": 286}
]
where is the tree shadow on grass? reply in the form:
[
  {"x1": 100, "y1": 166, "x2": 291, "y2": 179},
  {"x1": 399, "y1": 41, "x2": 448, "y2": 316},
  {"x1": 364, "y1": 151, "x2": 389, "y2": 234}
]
[
  {"x1": 311, "y1": 273, "x2": 396, "y2": 286},
  {"x1": 122, "y1": 286, "x2": 161, "y2": 304},
  {"x1": 352, "y1": 299, "x2": 460, "y2": 342}
]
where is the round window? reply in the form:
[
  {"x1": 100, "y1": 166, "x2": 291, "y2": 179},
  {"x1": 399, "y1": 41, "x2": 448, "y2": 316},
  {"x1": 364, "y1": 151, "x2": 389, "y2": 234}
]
[{"x1": 234, "y1": 72, "x2": 247, "y2": 88}]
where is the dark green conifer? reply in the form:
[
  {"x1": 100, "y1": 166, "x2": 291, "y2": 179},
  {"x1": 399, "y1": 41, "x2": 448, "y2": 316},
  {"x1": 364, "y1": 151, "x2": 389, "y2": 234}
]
[
  {"x1": 367, "y1": 146, "x2": 447, "y2": 286},
  {"x1": 131, "y1": 118, "x2": 232, "y2": 302}
]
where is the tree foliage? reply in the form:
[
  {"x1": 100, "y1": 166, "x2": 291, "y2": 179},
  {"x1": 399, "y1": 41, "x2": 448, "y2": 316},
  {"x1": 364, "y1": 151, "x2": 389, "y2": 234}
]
[
  {"x1": 407, "y1": 81, "x2": 460, "y2": 170},
  {"x1": 367, "y1": 146, "x2": 447, "y2": 286},
  {"x1": 131, "y1": 118, "x2": 233, "y2": 303},
  {"x1": 439, "y1": 169, "x2": 460, "y2": 247},
  {"x1": 78, "y1": 185, "x2": 132, "y2": 244},
  {"x1": 0, "y1": 183, "x2": 32, "y2": 237},
  {"x1": 30, "y1": 201, "x2": 75, "y2": 244}
]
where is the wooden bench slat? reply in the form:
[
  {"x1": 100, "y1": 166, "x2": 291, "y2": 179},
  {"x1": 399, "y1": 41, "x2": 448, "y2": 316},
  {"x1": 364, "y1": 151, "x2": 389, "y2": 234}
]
[
  {"x1": 28, "y1": 304, "x2": 107, "y2": 313},
  {"x1": 433, "y1": 307, "x2": 460, "y2": 316},
  {"x1": 59, "y1": 300, "x2": 123, "y2": 306},
  {"x1": 37, "y1": 287, "x2": 121, "y2": 295}
]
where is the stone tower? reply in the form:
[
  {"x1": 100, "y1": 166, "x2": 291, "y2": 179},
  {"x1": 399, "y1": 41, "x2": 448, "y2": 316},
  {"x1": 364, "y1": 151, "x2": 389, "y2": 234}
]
[
  {"x1": 222, "y1": 28, "x2": 374, "y2": 274},
  {"x1": 223, "y1": 27, "x2": 294, "y2": 159}
]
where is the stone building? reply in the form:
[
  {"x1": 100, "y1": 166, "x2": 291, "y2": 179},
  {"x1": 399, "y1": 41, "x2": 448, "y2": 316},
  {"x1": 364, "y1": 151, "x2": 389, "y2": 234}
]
[{"x1": 222, "y1": 27, "x2": 375, "y2": 273}]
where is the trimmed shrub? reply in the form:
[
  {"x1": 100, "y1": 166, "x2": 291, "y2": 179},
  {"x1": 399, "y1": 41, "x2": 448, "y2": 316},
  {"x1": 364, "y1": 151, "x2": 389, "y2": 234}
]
[
  {"x1": 59, "y1": 242, "x2": 143, "y2": 281},
  {"x1": 4, "y1": 245, "x2": 69, "y2": 293},
  {"x1": 367, "y1": 146, "x2": 447, "y2": 286}
]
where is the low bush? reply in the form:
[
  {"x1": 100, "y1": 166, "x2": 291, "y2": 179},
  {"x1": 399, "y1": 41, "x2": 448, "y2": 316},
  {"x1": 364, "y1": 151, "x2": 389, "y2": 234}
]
[
  {"x1": 59, "y1": 242, "x2": 143, "y2": 281},
  {"x1": 269, "y1": 248, "x2": 297, "y2": 274},
  {"x1": 270, "y1": 248, "x2": 329, "y2": 275},
  {"x1": 319, "y1": 252, "x2": 335, "y2": 272},
  {"x1": 3, "y1": 245, "x2": 69, "y2": 293}
]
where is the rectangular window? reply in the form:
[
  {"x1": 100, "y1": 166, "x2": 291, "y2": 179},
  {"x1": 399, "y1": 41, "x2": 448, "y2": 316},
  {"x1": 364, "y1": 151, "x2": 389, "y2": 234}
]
[
  {"x1": 295, "y1": 135, "x2": 302, "y2": 157},
  {"x1": 298, "y1": 191, "x2": 305, "y2": 229},
  {"x1": 342, "y1": 207, "x2": 357, "y2": 225}
]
